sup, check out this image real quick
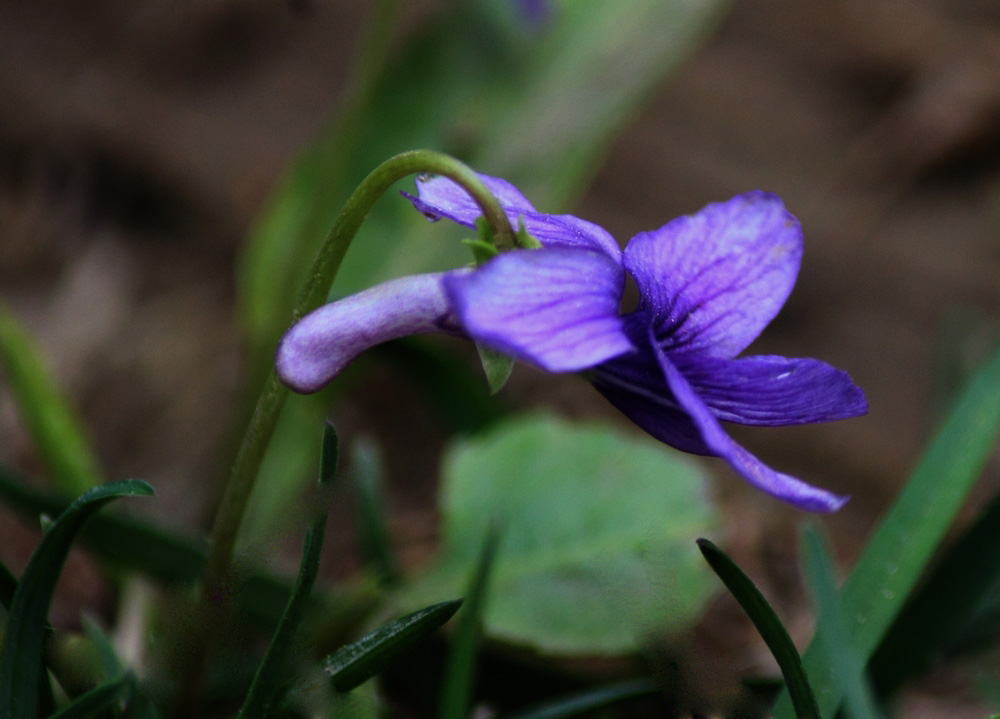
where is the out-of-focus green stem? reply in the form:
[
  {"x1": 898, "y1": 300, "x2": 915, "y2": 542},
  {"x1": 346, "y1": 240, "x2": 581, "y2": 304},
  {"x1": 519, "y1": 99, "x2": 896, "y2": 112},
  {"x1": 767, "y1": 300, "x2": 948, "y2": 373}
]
[{"x1": 188, "y1": 150, "x2": 516, "y2": 710}]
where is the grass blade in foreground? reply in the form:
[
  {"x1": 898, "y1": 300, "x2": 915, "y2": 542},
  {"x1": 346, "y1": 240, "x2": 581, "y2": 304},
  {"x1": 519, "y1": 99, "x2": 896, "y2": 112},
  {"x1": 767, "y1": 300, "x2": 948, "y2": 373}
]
[
  {"x1": 0, "y1": 304, "x2": 105, "y2": 496},
  {"x1": 800, "y1": 526, "x2": 881, "y2": 719},
  {"x1": 0, "y1": 479, "x2": 153, "y2": 719},
  {"x1": 47, "y1": 673, "x2": 133, "y2": 719},
  {"x1": 870, "y1": 488, "x2": 1000, "y2": 698},
  {"x1": 697, "y1": 539, "x2": 818, "y2": 719},
  {"x1": 325, "y1": 600, "x2": 463, "y2": 693},
  {"x1": 503, "y1": 678, "x2": 660, "y2": 719},
  {"x1": 439, "y1": 527, "x2": 500, "y2": 719},
  {"x1": 239, "y1": 423, "x2": 339, "y2": 719},
  {"x1": 774, "y1": 341, "x2": 1000, "y2": 719},
  {"x1": 351, "y1": 438, "x2": 399, "y2": 586}
]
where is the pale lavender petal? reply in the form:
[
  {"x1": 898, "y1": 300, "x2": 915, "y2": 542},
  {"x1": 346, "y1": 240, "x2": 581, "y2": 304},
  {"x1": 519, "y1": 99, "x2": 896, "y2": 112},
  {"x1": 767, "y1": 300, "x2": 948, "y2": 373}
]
[
  {"x1": 624, "y1": 191, "x2": 802, "y2": 358},
  {"x1": 648, "y1": 335, "x2": 848, "y2": 511},
  {"x1": 276, "y1": 273, "x2": 459, "y2": 393},
  {"x1": 445, "y1": 248, "x2": 632, "y2": 372},
  {"x1": 404, "y1": 174, "x2": 621, "y2": 260},
  {"x1": 675, "y1": 354, "x2": 868, "y2": 426}
]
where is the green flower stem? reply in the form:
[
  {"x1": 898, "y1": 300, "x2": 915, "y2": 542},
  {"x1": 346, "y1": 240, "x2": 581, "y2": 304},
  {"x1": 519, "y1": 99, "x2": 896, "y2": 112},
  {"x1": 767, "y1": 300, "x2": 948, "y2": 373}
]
[{"x1": 187, "y1": 150, "x2": 517, "y2": 707}]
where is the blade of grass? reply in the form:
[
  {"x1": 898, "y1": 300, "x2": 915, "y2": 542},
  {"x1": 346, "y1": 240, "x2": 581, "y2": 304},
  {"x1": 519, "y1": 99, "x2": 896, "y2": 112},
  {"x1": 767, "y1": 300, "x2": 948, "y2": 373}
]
[
  {"x1": 800, "y1": 526, "x2": 882, "y2": 719},
  {"x1": 0, "y1": 559, "x2": 16, "y2": 611},
  {"x1": 351, "y1": 438, "x2": 399, "y2": 586},
  {"x1": 773, "y1": 341, "x2": 1000, "y2": 719},
  {"x1": 0, "y1": 479, "x2": 152, "y2": 719},
  {"x1": 0, "y1": 303, "x2": 104, "y2": 496},
  {"x1": 697, "y1": 539, "x2": 818, "y2": 719},
  {"x1": 502, "y1": 678, "x2": 660, "y2": 719},
  {"x1": 47, "y1": 672, "x2": 133, "y2": 719},
  {"x1": 238, "y1": 423, "x2": 339, "y2": 719},
  {"x1": 870, "y1": 488, "x2": 1000, "y2": 699},
  {"x1": 438, "y1": 526, "x2": 501, "y2": 719},
  {"x1": 325, "y1": 600, "x2": 463, "y2": 692}
]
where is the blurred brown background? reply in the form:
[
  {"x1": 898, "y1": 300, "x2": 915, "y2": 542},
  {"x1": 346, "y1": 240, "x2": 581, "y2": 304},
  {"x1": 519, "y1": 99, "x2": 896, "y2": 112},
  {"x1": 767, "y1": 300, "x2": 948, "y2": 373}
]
[{"x1": 2, "y1": 1, "x2": 1000, "y2": 715}]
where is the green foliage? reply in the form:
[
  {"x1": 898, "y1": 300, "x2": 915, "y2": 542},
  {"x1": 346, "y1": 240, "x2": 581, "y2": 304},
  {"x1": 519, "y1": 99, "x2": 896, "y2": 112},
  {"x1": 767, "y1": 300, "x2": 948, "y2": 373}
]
[
  {"x1": 239, "y1": 423, "x2": 340, "y2": 719},
  {"x1": 0, "y1": 480, "x2": 153, "y2": 719},
  {"x1": 47, "y1": 673, "x2": 134, "y2": 719},
  {"x1": 697, "y1": 539, "x2": 819, "y2": 719},
  {"x1": 774, "y1": 340, "x2": 1000, "y2": 719},
  {"x1": 0, "y1": 304, "x2": 105, "y2": 496},
  {"x1": 324, "y1": 600, "x2": 463, "y2": 693},
  {"x1": 439, "y1": 528, "x2": 500, "y2": 719},
  {"x1": 800, "y1": 526, "x2": 882, "y2": 719},
  {"x1": 502, "y1": 678, "x2": 660, "y2": 719},
  {"x1": 399, "y1": 413, "x2": 717, "y2": 655},
  {"x1": 351, "y1": 438, "x2": 400, "y2": 586}
]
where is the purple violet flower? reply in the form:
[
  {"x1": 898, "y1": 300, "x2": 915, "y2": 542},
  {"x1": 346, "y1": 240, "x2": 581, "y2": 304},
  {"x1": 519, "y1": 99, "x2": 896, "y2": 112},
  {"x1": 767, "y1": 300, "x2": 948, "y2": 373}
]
[{"x1": 277, "y1": 174, "x2": 867, "y2": 512}]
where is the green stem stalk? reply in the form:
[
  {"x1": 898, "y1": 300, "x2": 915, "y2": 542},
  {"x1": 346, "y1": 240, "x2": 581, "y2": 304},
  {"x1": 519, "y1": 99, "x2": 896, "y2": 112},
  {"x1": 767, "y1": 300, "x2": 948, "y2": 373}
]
[{"x1": 188, "y1": 150, "x2": 515, "y2": 710}]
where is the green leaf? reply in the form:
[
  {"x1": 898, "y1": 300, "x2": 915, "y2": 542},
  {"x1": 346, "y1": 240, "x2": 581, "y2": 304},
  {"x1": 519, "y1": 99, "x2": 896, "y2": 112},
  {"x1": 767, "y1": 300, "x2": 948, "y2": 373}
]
[
  {"x1": 324, "y1": 600, "x2": 463, "y2": 693},
  {"x1": 0, "y1": 466, "x2": 206, "y2": 583},
  {"x1": 0, "y1": 559, "x2": 16, "y2": 611},
  {"x1": 0, "y1": 479, "x2": 153, "y2": 719},
  {"x1": 696, "y1": 539, "x2": 818, "y2": 719},
  {"x1": 47, "y1": 673, "x2": 133, "y2": 719},
  {"x1": 351, "y1": 438, "x2": 400, "y2": 586},
  {"x1": 870, "y1": 488, "x2": 1000, "y2": 699},
  {"x1": 81, "y1": 617, "x2": 125, "y2": 683},
  {"x1": 774, "y1": 341, "x2": 1000, "y2": 719},
  {"x1": 800, "y1": 526, "x2": 882, "y2": 719},
  {"x1": 502, "y1": 678, "x2": 660, "y2": 719},
  {"x1": 439, "y1": 528, "x2": 500, "y2": 719},
  {"x1": 0, "y1": 304, "x2": 104, "y2": 496},
  {"x1": 398, "y1": 413, "x2": 717, "y2": 655},
  {"x1": 239, "y1": 424, "x2": 339, "y2": 719}
]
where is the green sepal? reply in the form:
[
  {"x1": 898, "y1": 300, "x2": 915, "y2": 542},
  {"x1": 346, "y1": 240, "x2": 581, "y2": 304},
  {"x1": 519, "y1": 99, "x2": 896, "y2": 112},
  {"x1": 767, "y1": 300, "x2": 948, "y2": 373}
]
[
  {"x1": 462, "y1": 238, "x2": 499, "y2": 265},
  {"x1": 324, "y1": 600, "x2": 463, "y2": 693},
  {"x1": 476, "y1": 344, "x2": 515, "y2": 396},
  {"x1": 0, "y1": 479, "x2": 153, "y2": 719}
]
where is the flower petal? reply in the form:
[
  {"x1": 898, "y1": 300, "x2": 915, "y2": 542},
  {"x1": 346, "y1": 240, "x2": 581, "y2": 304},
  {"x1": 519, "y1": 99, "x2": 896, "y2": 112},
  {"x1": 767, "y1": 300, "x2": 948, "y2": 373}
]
[
  {"x1": 675, "y1": 354, "x2": 868, "y2": 426},
  {"x1": 624, "y1": 191, "x2": 802, "y2": 358},
  {"x1": 404, "y1": 174, "x2": 622, "y2": 260},
  {"x1": 648, "y1": 335, "x2": 848, "y2": 511},
  {"x1": 445, "y1": 248, "x2": 633, "y2": 372},
  {"x1": 276, "y1": 273, "x2": 458, "y2": 393}
]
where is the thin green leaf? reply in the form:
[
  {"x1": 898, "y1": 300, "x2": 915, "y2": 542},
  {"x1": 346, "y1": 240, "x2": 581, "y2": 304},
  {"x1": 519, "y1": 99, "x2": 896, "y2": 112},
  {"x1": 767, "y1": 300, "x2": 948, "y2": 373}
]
[
  {"x1": 800, "y1": 526, "x2": 882, "y2": 719},
  {"x1": 696, "y1": 539, "x2": 818, "y2": 719},
  {"x1": 0, "y1": 304, "x2": 104, "y2": 496},
  {"x1": 47, "y1": 672, "x2": 133, "y2": 719},
  {"x1": 81, "y1": 617, "x2": 125, "y2": 683},
  {"x1": 0, "y1": 479, "x2": 152, "y2": 719},
  {"x1": 324, "y1": 600, "x2": 463, "y2": 693},
  {"x1": 503, "y1": 678, "x2": 660, "y2": 719},
  {"x1": 774, "y1": 341, "x2": 1000, "y2": 719},
  {"x1": 439, "y1": 527, "x2": 500, "y2": 719},
  {"x1": 352, "y1": 438, "x2": 399, "y2": 586},
  {"x1": 870, "y1": 488, "x2": 1000, "y2": 699},
  {"x1": 0, "y1": 466, "x2": 206, "y2": 583},
  {"x1": 0, "y1": 559, "x2": 16, "y2": 611},
  {"x1": 239, "y1": 424, "x2": 339, "y2": 719}
]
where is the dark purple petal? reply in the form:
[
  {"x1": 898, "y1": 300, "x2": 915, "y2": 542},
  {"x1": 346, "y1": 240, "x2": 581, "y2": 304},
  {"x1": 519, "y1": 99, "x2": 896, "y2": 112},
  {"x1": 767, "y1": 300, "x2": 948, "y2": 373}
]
[
  {"x1": 277, "y1": 273, "x2": 458, "y2": 393},
  {"x1": 591, "y1": 351, "x2": 711, "y2": 456},
  {"x1": 674, "y1": 354, "x2": 868, "y2": 426},
  {"x1": 624, "y1": 191, "x2": 802, "y2": 358},
  {"x1": 445, "y1": 248, "x2": 632, "y2": 372},
  {"x1": 404, "y1": 174, "x2": 621, "y2": 260},
  {"x1": 648, "y1": 334, "x2": 848, "y2": 511}
]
